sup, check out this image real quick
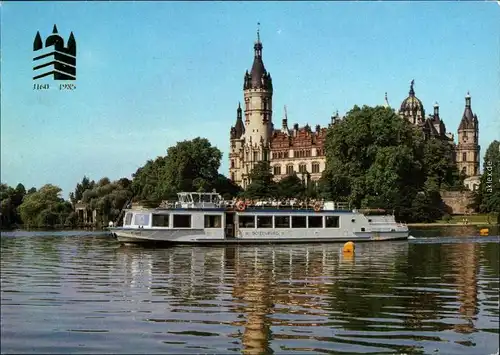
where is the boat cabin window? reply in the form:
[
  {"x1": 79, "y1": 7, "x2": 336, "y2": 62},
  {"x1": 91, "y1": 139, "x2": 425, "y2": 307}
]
[
  {"x1": 351, "y1": 219, "x2": 355, "y2": 223},
  {"x1": 325, "y1": 216, "x2": 340, "y2": 228},
  {"x1": 308, "y1": 216, "x2": 323, "y2": 228},
  {"x1": 274, "y1": 216, "x2": 290, "y2": 228},
  {"x1": 152, "y1": 214, "x2": 169, "y2": 227},
  {"x1": 133, "y1": 213, "x2": 150, "y2": 226},
  {"x1": 124, "y1": 212, "x2": 133, "y2": 226},
  {"x1": 291, "y1": 216, "x2": 307, "y2": 228},
  {"x1": 257, "y1": 216, "x2": 273, "y2": 228},
  {"x1": 204, "y1": 215, "x2": 222, "y2": 228},
  {"x1": 173, "y1": 214, "x2": 191, "y2": 228},
  {"x1": 239, "y1": 215, "x2": 255, "y2": 228}
]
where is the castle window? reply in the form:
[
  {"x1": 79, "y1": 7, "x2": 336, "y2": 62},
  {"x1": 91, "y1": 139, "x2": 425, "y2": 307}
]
[
  {"x1": 312, "y1": 163, "x2": 320, "y2": 174},
  {"x1": 462, "y1": 152, "x2": 467, "y2": 162},
  {"x1": 299, "y1": 164, "x2": 307, "y2": 173},
  {"x1": 474, "y1": 166, "x2": 478, "y2": 175},
  {"x1": 273, "y1": 165, "x2": 282, "y2": 175},
  {"x1": 286, "y1": 165, "x2": 294, "y2": 175},
  {"x1": 231, "y1": 160, "x2": 235, "y2": 168},
  {"x1": 306, "y1": 150, "x2": 311, "y2": 157},
  {"x1": 474, "y1": 152, "x2": 478, "y2": 162},
  {"x1": 253, "y1": 152, "x2": 258, "y2": 161}
]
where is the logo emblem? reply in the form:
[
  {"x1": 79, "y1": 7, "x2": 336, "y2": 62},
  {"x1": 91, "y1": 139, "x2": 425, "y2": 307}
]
[{"x1": 33, "y1": 25, "x2": 76, "y2": 81}]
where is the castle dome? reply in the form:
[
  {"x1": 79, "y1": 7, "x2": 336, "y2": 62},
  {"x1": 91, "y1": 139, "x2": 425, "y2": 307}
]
[
  {"x1": 399, "y1": 80, "x2": 425, "y2": 124},
  {"x1": 400, "y1": 80, "x2": 423, "y2": 112}
]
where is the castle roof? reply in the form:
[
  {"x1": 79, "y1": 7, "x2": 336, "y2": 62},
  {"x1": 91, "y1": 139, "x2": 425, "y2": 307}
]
[
  {"x1": 399, "y1": 80, "x2": 424, "y2": 113},
  {"x1": 244, "y1": 26, "x2": 273, "y2": 91},
  {"x1": 458, "y1": 92, "x2": 478, "y2": 130},
  {"x1": 230, "y1": 103, "x2": 245, "y2": 140}
]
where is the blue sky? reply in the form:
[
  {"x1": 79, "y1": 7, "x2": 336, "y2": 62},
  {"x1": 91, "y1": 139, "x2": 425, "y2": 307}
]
[{"x1": 1, "y1": 1, "x2": 499, "y2": 198}]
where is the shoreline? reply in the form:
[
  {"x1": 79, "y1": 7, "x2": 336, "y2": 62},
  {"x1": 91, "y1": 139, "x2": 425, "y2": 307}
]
[{"x1": 408, "y1": 222, "x2": 497, "y2": 227}]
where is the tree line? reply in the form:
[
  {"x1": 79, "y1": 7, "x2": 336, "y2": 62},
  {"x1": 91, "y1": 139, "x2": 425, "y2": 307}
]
[{"x1": 1, "y1": 105, "x2": 499, "y2": 229}]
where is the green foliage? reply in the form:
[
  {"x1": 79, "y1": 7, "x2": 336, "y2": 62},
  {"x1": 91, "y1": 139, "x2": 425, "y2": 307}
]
[
  {"x1": 18, "y1": 184, "x2": 72, "y2": 228},
  {"x1": 69, "y1": 176, "x2": 95, "y2": 205},
  {"x1": 477, "y1": 140, "x2": 500, "y2": 213},
  {"x1": 443, "y1": 213, "x2": 452, "y2": 223},
  {"x1": 132, "y1": 137, "x2": 225, "y2": 202},
  {"x1": 80, "y1": 178, "x2": 133, "y2": 226},
  {"x1": 276, "y1": 173, "x2": 304, "y2": 198},
  {"x1": 0, "y1": 183, "x2": 30, "y2": 228},
  {"x1": 243, "y1": 161, "x2": 278, "y2": 199},
  {"x1": 320, "y1": 105, "x2": 457, "y2": 223},
  {"x1": 212, "y1": 174, "x2": 243, "y2": 200},
  {"x1": 423, "y1": 137, "x2": 463, "y2": 190}
]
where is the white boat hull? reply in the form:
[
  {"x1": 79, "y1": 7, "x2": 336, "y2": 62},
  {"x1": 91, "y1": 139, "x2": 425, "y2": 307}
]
[{"x1": 110, "y1": 228, "x2": 409, "y2": 245}]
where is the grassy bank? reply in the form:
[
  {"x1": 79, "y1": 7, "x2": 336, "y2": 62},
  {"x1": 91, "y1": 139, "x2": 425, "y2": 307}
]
[{"x1": 408, "y1": 213, "x2": 499, "y2": 227}]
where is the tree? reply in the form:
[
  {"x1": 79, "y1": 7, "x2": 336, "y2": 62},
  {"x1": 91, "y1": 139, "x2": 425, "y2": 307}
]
[
  {"x1": 70, "y1": 176, "x2": 95, "y2": 205},
  {"x1": 478, "y1": 140, "x2": 500, "y2": 213},
  {"x1": 132, "y1": 137, "x2": 224, "y2": 202},
  {"x1": 243, "y1": 161, "x2": 277, "y2": 199},
  {"x1": 276, "y1": 173, "x2": 304, "y2": 198},
  {"x1": 321, "y1": 105, "x2": 455, "y2": 223},
  {"x1": 18, "y1": 184, "x2": 72, "y2": 228},
  {"x1": 212, "y1": 174, "x2": 242, "y2": 200},
  {"x1": 0, "y1": 183, "x2": 28, "y2": 228},
  {"x1": 81, "y1": 178, "x2": 133, "y2": 227},
  {"x1": 422, "y1": 137, "x2": 462, "y2": 190}
]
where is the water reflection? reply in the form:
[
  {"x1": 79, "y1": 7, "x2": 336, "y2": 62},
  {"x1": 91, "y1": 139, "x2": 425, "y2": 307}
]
[{"x1": 1, "y1": 234, "x2": 499, "y2": 354}]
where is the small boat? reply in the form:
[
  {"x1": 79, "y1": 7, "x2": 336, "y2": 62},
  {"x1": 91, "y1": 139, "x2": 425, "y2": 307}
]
[{"x1": 109, "y1": 192, "x2": 409, "y2": 245}]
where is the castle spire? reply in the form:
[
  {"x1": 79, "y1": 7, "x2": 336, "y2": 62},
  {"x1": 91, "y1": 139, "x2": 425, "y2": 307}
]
[
  {"x1": 254, "y1": 22, "x2": 262, "y2": 58},
  {"x1": 409, "y1": 79, "x2": 415, "y2": 96},
  {"x1": 52, "y1": 24, "x2": 58, "y2": 34},
  {"x1": 282, "y1": 105, "x2": 289, "y2": 133},
  {"x1": 434, "y1": 102, "x2": 439, "y2": 116},
  {"x1": 384, "y1": 92, "x2": 390, "y2": 108},
  {"x1": 232, "y1": 102, "x2": 244, "y2": 139},
  {"x1": 246, "y1": 25, "x2": 269, "y2": 90},
  {"x1": 465, "y1": 91, "x2": 471, "y2": 108}
]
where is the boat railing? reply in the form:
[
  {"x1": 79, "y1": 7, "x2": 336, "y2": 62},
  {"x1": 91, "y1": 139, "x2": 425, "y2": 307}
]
[{"x1": 232, "y1": 199, "x2": 351, "y2": 211}]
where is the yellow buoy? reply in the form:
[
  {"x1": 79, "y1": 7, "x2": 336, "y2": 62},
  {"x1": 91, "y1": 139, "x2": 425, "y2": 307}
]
[
  {"x1": 343, "y1": 241, "x2": 355, "y2": 254},
  {"x1": 480, "y1": 228, "x2": 489, "y2": 236}
]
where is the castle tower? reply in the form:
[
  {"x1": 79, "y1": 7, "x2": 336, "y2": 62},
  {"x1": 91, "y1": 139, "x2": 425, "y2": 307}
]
[
  {"x1": 456, "y1": 92, "x2": 480, "y2": 178},
  {"x1": 237, "y1": 26, "x2": 273, "y2": 187},
  {"x1": 399, "y1": 80, "x2": 425, "y2": 125},
  {"x1": 229, "y1": 103, "x2": 245, "y2": 184},
  {"x1": 243, "y1": 27, "x2": 273, "y2": 154}
]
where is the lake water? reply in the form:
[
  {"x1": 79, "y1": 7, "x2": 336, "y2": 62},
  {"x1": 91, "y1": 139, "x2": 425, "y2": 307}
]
[{"x1": 1, "y1": 227, "x2": 499, "y2": 354}]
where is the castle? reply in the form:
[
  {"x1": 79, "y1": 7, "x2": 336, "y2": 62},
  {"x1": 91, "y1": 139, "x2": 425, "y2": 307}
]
[{"x1": 229, "y1": 31, "x2": 481, "y2": 191}]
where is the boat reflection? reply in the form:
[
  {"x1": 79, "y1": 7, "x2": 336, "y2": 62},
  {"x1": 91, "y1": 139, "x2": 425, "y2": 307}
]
[{"x1": 114, "y1": 240, "x2": 489, "y2": 353}]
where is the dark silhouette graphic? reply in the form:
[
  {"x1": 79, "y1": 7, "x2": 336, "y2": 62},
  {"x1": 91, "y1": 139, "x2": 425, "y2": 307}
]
[{"x1": 33, "y1": 25, "x2": 76, "y2": 80}]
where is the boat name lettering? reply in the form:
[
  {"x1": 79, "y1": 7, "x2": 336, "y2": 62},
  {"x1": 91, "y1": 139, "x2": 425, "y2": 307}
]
[{"x1": 251, "y1": 231, "x2": 285, "y2": 237}]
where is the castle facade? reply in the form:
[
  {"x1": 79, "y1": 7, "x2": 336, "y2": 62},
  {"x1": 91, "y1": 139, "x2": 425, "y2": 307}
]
[{"x1": 229, "y1": 31, "x2": 481, "y2": 191}]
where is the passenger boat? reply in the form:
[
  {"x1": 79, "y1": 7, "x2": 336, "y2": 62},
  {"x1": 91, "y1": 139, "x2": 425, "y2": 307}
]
[{"x1": 109, "y1": 192, "x2": 409, "y2": 245}]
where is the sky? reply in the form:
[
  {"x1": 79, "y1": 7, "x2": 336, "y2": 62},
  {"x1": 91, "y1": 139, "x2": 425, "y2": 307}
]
[{"x1": 1, "y1": 1, "x2": 499, "y2": 198}]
